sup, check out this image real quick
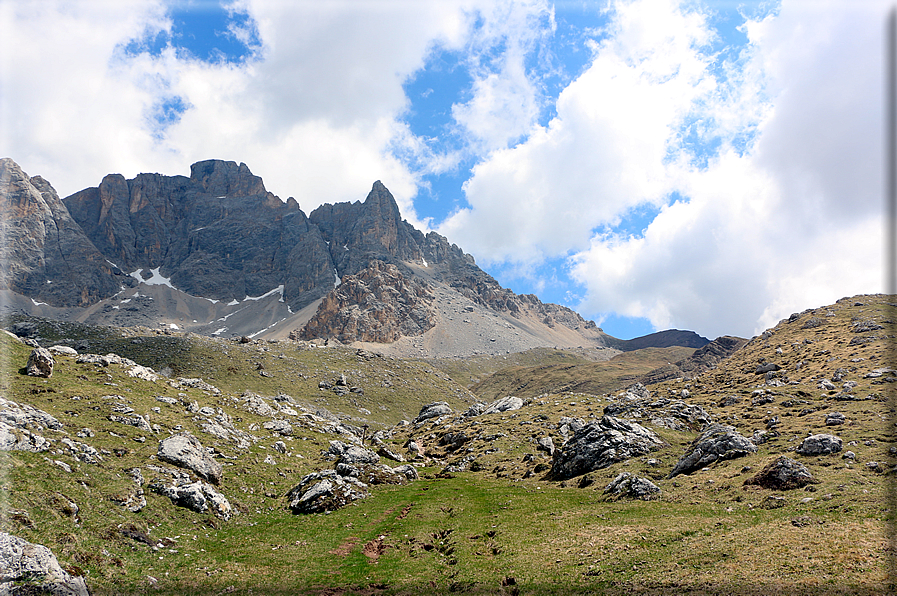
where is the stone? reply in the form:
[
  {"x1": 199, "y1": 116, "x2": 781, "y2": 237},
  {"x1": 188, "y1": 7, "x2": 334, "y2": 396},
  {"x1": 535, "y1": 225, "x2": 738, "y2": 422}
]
[
  {"x1": 0, "y1": 531, "x2": 90, "y2": 596},
  {"x1": 754, "y1": 362, "x2": 780, "y2": 374},
  {"x1": 263, "y1": 420, "x2": 293, "y2": 436},
  {"x1": 327, "y1": 441, "x2": 379, "y2": 466},
  {"x1": 603, "y1": 472, "x2": 661, "y2": 500},
  {"x1": 744, "y1": 456, "x2": 816, "y2": 490},
  {"x1": 413, "y1": 401, "x2": 453, "y2": 424},
  {"x1": 550, "y1": 416, "x2": 666, "y2": 480},
  {"x1": 150, "y1": 480, "x2": 232, "y2": 520},
  {"x1": 26, "y1": 347, "x2": 54, "y2": 378},
  {"x1": 796, "y1": 434, "x2": 842, "y2": 456},
  {"x1": 392, "y1": 464, "x2": 419, "y2": 481},
  {"x1": 537, "y1": 436, "x2": 555, "y2": 456},
  {"x1": 668, "y1": 423, "x2": 757, "y2": 478},
  {"x1": 287, "y1": 470, "x2": 368, "y2": 514},
  {"x1": 47, "y1": 345, "x2": 78, "y2": 356},
  {"x1": 824, "y1": 412, "x2": 846, "y2": 426},
  {"x1": 157, "y1": 434, "x2": 223, "y2": 484},
  {"x1": 481, "y1": 396, "x2": 524, "y2": 415}
]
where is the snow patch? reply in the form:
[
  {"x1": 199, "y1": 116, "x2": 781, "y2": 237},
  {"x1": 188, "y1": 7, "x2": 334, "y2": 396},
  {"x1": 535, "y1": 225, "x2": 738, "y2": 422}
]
[
  {"x1": 212, "y1": 327, "x2": 228, "y2": 336},
  {"x1": 131, "y1": 267, "x2": 175, "y2": 288},
  {"x1": 334, "y1": 269, "x2": 341, "y2": 288},
  {"x1": 227, "y1": 299, "x2": 240, "y2": 306},
  {"x1": 30, "y1": 298, "x2": 48, "y2": 306},
  {"x1": 422, "y1": 257, "x2": 428, "y2": 268},
  {"x1": 244, "y1": 285, "x2": 284, "y2": 302},
  {"x1": 169, "y1": 323, "x2": 179, "y2": 330}
]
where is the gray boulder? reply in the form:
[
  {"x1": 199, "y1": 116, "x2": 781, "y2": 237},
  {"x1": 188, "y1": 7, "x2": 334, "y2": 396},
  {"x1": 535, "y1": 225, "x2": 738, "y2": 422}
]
[
  {"x1": 413, "y1": 401, "x2": 453, "y2": 423},
  {"x1": 287, "y1": 470, "x2": 368, "y2": 514},
  {"x1": 755, "y1": 362, "x2": 780, "y2": 374},
  {"x1": 550, "y1": 416, "x2": 666, "y2": 480},
  {"x1": 537, "y1": 436, "x2": 555, "y2": 456},
  {"x1": 0, "y1": 531, "x2": 90, "y2": 596},
  {"x1": 157, "y1": 434, "x2": 223, "y2": 484},
  {"x1": 149, "y1": 480, "x2": 232, "y2": 520},
  {"x1": 604, "y1": 472, "x2": 661, "y2": 501},
  {"x1": 744, "y1": 456, "x2": 816, "y2": 490},
  {"x1": 668, "y1": 423, "x2": 757, "y2": 478},
  {"x1": 796, "y1": 434, "x2": 842, "y2": 456},
  {"x1": 481, "y1": 396, "x2": 524, "y2": 416},
  {"x1": 392, "y1": 464, "x2": 419, "y2": 481},
  {"x1": 824, "y1": 412, "x2": 846, "y2": 426},
  {"x1": 327, "y1": 440, "x2": 380, "y2": 466},
  {"x1": 48, "y1": 345, "x2": 77, "y2": 357},
  {"x1": 26, "y1": 347, "x2": 54, "y2": 378}
]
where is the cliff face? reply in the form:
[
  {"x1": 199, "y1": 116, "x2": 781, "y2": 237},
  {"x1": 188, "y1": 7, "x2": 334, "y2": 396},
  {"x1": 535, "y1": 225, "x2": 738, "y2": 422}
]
[
  {"x1": 3, "y1": 157, "x2": 611, "y2": 349},
  {"x1": 0, "y1": 158, "x2": 132, "y2": 306}
]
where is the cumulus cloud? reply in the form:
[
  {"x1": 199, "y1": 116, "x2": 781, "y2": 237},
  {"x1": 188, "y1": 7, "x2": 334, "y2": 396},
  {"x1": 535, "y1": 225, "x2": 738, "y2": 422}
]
[{"x1": 442, "y1": 0, "x2": 887, "y2": 339}]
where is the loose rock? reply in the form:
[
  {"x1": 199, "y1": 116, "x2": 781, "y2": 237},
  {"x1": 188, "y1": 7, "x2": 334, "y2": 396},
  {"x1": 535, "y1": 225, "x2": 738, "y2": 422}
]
[
  {"x1": 157, "y1": 434, "x2": 223, "y2": 484},
  {"x1": 743, "y1": 456, "x2": 816, "y2": 490},
  {"x1": 668, "y1": 423, "x2": 757, "y2": 478},
  {"x1": 603, "y1": 472, "x2": 661, "y2": 501},
  {"x1": 796, "y1": 434, "x2": 842, "y2": 456},
  {"x1": 26, "y1": 347, "x2": 54, "y2": 378},
  {"x1": 0, "y1": 532, "x2": 90, "y2": 596}
]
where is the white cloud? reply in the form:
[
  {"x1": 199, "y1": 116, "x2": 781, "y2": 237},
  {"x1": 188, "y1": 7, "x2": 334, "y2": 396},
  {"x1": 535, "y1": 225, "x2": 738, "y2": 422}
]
[
  {"x1": 440, "y1": 0, "x2": 715, "y2": 262},
  {"x1": 568, "y1": 0, "x2": 888, "y2": 339}
]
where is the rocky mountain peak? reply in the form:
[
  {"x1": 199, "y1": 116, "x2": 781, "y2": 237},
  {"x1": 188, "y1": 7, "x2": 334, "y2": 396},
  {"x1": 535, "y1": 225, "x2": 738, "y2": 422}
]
[{"x1": 189, "y1": 159, "x2": 266, "y2": 197}]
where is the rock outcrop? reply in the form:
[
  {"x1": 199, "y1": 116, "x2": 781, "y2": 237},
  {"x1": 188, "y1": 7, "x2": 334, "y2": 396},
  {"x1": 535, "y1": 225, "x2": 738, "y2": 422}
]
[
  {"x1": 550, "y1": 416, "x2": 666, "y2": 480},
  {"x1": 744, "y1": 456, "x2": 816, "y2": 490},
  {"x1": 157, "y1": 434, "x2": 223, "y2": 484},
  {"x1": 796, "y1": 434, "x2": 842, "y2": 456},
  {"x1": 0, "y1": 532, "x2": 90, "y2": 596},
  {"x1": 604, "y1": 472, "x2": 661, "y2": 500},
  {"x1": 668, "y1": 424, "x2": 757, "y2": 478}
]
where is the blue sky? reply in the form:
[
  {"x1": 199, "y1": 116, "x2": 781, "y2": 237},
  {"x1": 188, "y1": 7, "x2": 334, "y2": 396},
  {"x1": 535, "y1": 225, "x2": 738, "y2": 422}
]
[{"x1": 0, "y1": 0, "x2": 887, "y2": 339}]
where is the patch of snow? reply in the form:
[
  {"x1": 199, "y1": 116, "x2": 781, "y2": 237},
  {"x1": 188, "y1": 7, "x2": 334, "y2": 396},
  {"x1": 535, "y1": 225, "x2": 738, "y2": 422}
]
[
  {"x1": 46, "y1": 280, "x2": 52, "y2": 284},
  {"x1": 422, "y1": 257, "x2": 428, "y2": 268},
  {"x1": 212, "y1": 327, "x2": 228, "y2": 336},
  {"x1": 192, "y1": 227, "x2": 206, "y2": 232},
  {"x1": 169, "y1": 323, "x2": 179, "y2": 330},
  {"x1": 120, "y1": 299, "x2": 131, "y2": 304},
  {"x1": 217, "y1": 195, "x2": 226, "y2": 198},
  {"x1": 227, "y1": 299, "x2": 240, "y2": 306},
  {"x1": 343, "y1": 245, "x2": 349, "y2": 251},
  {"x1": 334, "y1": 269, "x2": 341, "y2": 288},
  {"x1": 30, "y1": 298, "x2": 48, "y2": 306},
  {"x1": 130, "y1": 267, "x2": 175, "y2": 288},
  {"x1": 245, "y1": 285, "x2": 284, "y2": 302},
  {"x1": 112, "y1": 305, "x2": 119, "y2": 310}
]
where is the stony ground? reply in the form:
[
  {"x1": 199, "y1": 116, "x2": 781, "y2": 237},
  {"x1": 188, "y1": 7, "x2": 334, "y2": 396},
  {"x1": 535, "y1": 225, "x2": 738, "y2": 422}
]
[{"x1": 0, "y1": 294, "x2": 893, "y2": 595}]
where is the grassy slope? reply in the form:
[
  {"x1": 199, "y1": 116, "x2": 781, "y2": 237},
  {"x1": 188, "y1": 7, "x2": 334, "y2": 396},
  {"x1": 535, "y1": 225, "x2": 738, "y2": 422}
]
[
  {"x1": 0, "y1": 295, "x2": 894, "y2": 595},
  {"x1": 465, "y1": 346, "x2": 695, "y2": 401}
]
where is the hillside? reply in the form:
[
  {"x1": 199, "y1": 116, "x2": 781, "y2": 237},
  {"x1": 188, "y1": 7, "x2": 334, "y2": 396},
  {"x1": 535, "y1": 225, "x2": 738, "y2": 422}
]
[{"x1": 0, "y1": 294, "x2": 893, "y2": 594}]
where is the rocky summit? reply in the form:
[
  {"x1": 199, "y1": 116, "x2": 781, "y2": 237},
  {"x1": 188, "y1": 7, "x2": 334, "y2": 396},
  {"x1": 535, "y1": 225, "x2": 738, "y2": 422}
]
[{"x1": 0, "y1": 158, "x2": 628, "y2": 357}]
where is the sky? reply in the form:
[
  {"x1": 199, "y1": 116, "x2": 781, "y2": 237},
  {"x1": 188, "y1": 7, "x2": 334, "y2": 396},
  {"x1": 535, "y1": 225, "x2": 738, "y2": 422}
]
[{"x1": 0, "y1": 0, "x2": 889, "y2": 340}]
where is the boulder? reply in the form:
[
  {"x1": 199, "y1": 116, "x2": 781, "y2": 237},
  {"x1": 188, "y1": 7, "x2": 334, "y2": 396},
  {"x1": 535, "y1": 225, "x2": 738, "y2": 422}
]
[
  {"x1": 287, "y1": 470, "x2": 368, "y2": 514},
  {"x1": 603, "y1": 472, "x2": 661, "y2": 500},
  {"x1": 157, "y1": 434, "x2": 223, "y2": 484},
  {"x1": 149, "y1": 480, "x2": 232, "y2": 520},
  {"x1": 0, "y1": 531, "x2": 90, "y2": 596},
  {"x1": 48, "y1": 345, "x2": 78, "y2": 357},
  {"x1": 668, "y1": 423, "x2": 757, "y2": 478},
  {"x1": 327, "y1": 441, "x2": 380, "y2": 466},
  {"x1": 744, "y1": 456, "x2": 816, "y2": 490},
  {"x1": 413, "y1": 401, "x2": 453, "y2": 423},
  {"x1": 796, "y1": 434, "x2": 842, "y2": 456},
  {"x1": 824, "y1": 412, "x2": 846, "y2": 426},
  {"x1": 392, "y1": 464, "x2": 419, "y2": 481},
  {"x1": 26, "y1": 347, "x2": 54, "y2": 378},
  {"x1": 550, "y1": 416, "x2": 666, "y2": 480},
  {"x1": 537, "y1": 436, "x2": 555, "y2": 456},
  {"x1": 755, "y1": 362, "x2": 780, "y2": 374},
  {"x1": 481, "y1": 396, "x2": 524, "y2": 415}
]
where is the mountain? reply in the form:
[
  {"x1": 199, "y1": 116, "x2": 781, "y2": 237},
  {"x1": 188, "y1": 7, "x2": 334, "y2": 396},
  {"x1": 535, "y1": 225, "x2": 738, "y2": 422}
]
[{"x1": 1, "y1": 158, "x2": 703, "y2": 357}]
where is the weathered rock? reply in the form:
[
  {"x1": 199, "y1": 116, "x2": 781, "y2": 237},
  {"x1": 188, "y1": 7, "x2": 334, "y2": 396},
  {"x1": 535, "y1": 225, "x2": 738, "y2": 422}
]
[
  {"x1": 392, "y1": 464, "x2": 419, "y2": 481},
  {"x1": 150, "y1": 480, "x2": 232, "y2": 520},
  {"x1": 413, "y1": 401, "x2": 453, "y2": 424},
  {"x1": 0, "y1": 531, "x2": 90, "y2": 596},
  {"x1": 796, "y1": 434, "x2": 842, "y2": 456},
  {"x1": 668, "y1": 423, "x2": 757, "y2": 478},
  {"x1": 26, "y1": 347, "x2": 54, "y2": 378},
  {"x1": 550, "y1": 416, "x2": 666, "y2": 480},
  {"x1": 327, "y1": 440, "x2": 380, "y2": 466},
  {"x1": 824, "y1": 412, "x2": 846, "y2": 426},
  {"x1": 287, "y1": 470, "x2": 368, "y2": 514},
  {"x1": 536, "y1": 436, "x2": 555, "y2": 456},
  {"x1": 604, "y1": 396, "x2": 712, "y2": 432},
  {"x1": 47, "y1": 345, "x2": 77, "y2": 357},
  {"x1": 481, "y1": 396, "x2": 524, "y2": 415},
  {"x1": 263, "y1": 420, "x2": 293, "y2": 436},
  {"x1": 603, "y1": 472, "x2": 661, "y2": 500},
  {"x1": 755, "y1": 362, "x2": 780, "y2": 374},
  {"x1": 157, "y1": 434, "x2": 223, "y2": 484},
  {"x1": 375, "y1": 443, "x2": 405, "y2": 462},
  {"x1": 744, "y1": 456, "x2": 816, "y2": 490}
]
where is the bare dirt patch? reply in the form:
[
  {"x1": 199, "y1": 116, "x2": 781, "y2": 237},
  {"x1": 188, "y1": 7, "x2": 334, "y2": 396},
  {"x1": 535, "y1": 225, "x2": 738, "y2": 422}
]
[{"x1": 329, "y1": 536, "x2": 359, "y2": 557}]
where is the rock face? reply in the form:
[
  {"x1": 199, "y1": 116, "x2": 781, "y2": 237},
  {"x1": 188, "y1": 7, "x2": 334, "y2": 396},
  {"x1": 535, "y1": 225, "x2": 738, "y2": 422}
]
[
  {"x1": 550, "y1": 416, "x2": 666, "y2": 480},
  {"x1": 796, "y1": 434, "x2": 842, "y2": 456},
  {"x1": 298, "y1": 260, "x2": 436, "y2": 343},
  {"x1": 0, "y1": 158, "x2": 130, "y2": 306},
  {"x1": 744, "y1": 456, "x2": 816, "y2": 490},
  {"x1": 26, "y1": 347, "x2": 54, "y2": 378},
  {"x1": 668, "y1": 423, "x2": 757, "y2": 478},
  {"x1": 157, "y1": 434, "x2": 223, "y2": 484},
  {"x1": 0, "y1": 531, "x2": 90, "y2": 596}
]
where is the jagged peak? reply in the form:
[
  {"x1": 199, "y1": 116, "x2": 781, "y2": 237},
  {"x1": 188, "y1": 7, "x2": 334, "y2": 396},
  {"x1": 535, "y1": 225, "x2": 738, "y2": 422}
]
[{"x1": 189, "y1": 159, "x2": 265, "y2": 197}]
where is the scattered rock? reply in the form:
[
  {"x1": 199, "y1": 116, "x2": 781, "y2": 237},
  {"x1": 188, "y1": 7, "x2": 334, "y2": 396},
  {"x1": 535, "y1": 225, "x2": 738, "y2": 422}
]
[
  {"x1": 150, "y1": 480, "x2": 232, "y2": 520},
  {"x1": 824, "y1": 412, "x2": 846, "y2": 426},
  {"x1": 759, "y1": 494, "x2": 787, "y2": 509},
  {"x1": 26, "y1": 347, "x2": 54, "y2": 378},
  {"x1": 796, "y1": 434, "x2": 842, "y2": 456},
  {"x1": 47, "y1": 345, "x2": 78, "y2": 356},
  {"x1": 743, "y1": 456, "x2": 816, "y2": 490},
  {"x1": 327, "y1": 441, "x2": 380, "y2": 466},
  {"x1": 550, "y1": 416, "x2": 666, "y2": 480},
  {"x1": 413, "y1": 402, "x2": 453, "y2": 424},
  {"x1": 668, "y1": 423, "x2": 757, "y2": 478},
  {"x1": 754, "y1": 362, "x2": 780, "y2": 374},
  {"x1": 0, "y1": 532, "x2": 90, "y2": 596},
  {"x1": 286, "y1": 470, "x2": 368, "y2": 514},
  {"x1": 536, "y1": 436, "x2": 555, "y2": 457},
  {"x1": 603, "y1": 472, "x2": 661, "y2": 500},
  {"x1": 157, "y1": 434, "x2": 223, "y2": 484},
  {"x1": 481, "y1": 396, "x2": 524, "y2": 416}
]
